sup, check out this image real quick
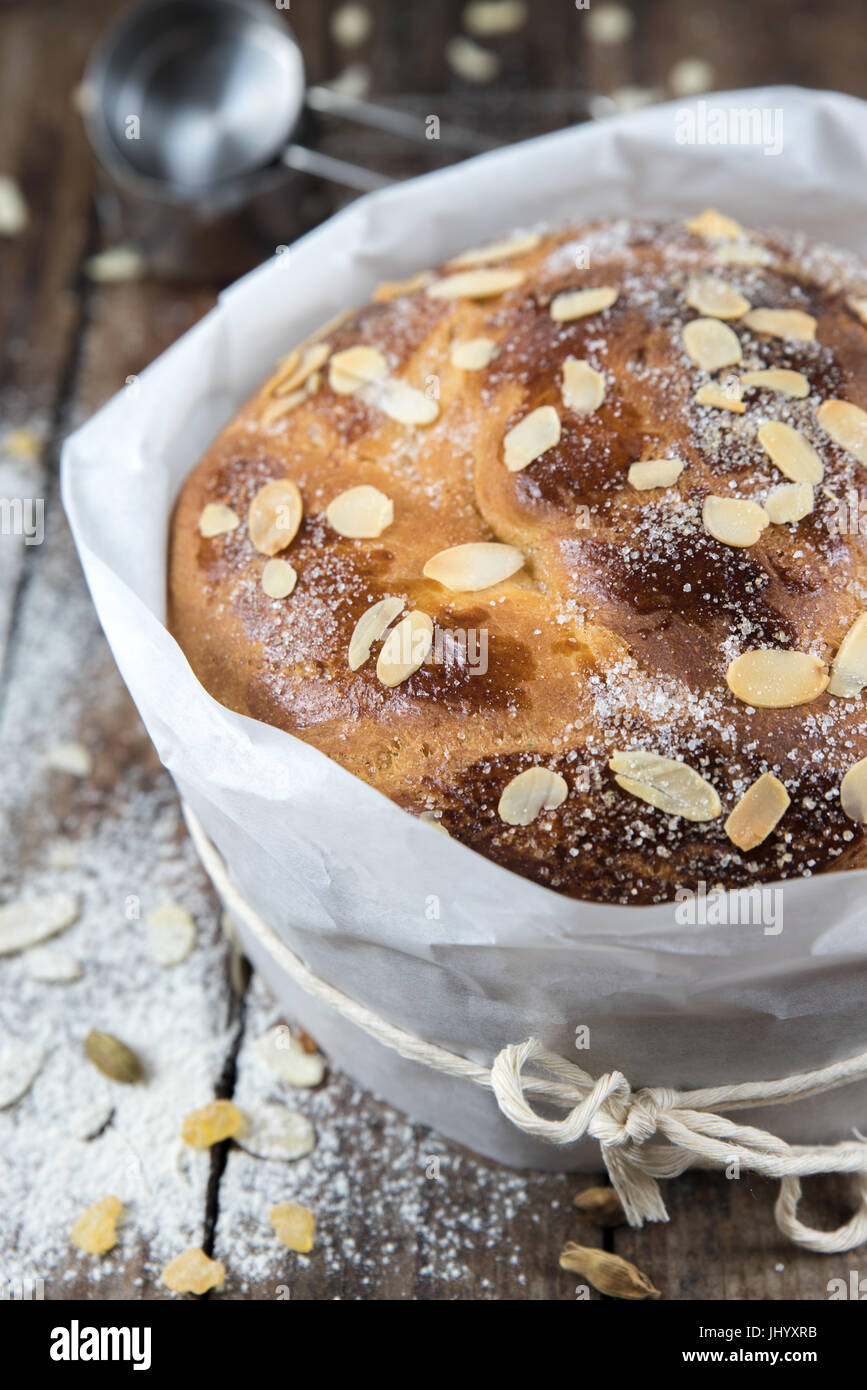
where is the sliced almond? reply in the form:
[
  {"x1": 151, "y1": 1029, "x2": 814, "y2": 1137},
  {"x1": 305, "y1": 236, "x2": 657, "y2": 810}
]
[
  {"x1": 758, "y1": 422, "x2": 823, "y2": 484},
  {"x1": 376, "y1": 610, "x2": 434, "y2": 687},
  {"x1": 628, "y1": 458, "x2": 684, "y2": 491},
  {"x1": 715, "y1": 242, "x2": 771, "y2": 267},
  {"x1": 423, "y1": 541, "x2": 523, "y2": 591},
  {"x1": 763, "y1": 481, "x2": 814, "y2": 525},
  {"x1": 847, "y1": 296, "x2": 867, "y2": 327},
  {"x1": 817, "y1": 399, "x2": 867, "y2": 467},
  {"x1": 373, "y1": 271, "x2": 431, "y2": 302},
  {"x1": 0, "y1": 891, "x2": 79, "y2": 956},
  {"x1": 198, "y1": 503, "x2": 240, "y2": 538},
  {"x1": 694, "y1": 382, "x2": 745, "y2": 412},
  {"x1": 703, "y1": 495, "x2": 769, "y2": 547},
  {"x1": 740, "y1": 369, "x2": 809, "y2": 399},
  {"x1": 684, "y1": 208, "x2": 744, "y2": 240},
  {"x1": 426, "y1": 268, "x2": 526, "y2": 300},
  {"x1": 248, "y1": 479, "x2": 303, "y2": 556},
  {"x1": 685, "y1": 277, "x2": 750, "y2": 320},
  {"x1": 724, "y1": 772, "x2": 790, "y2": 851},
  {"x1": 500, "y1": 405, "x2": 561, "y2": 475},
  {"x1": 497, "y1": 767, "x2": 568, "y2": 826},
  {"x1": 503, "y1": 405, "x2": 560, "y2": 472},
  {"x1": 841, "y1": 757, "x2": 867, "y2": 823},
  {"x1": 326, "y1": 485, "x2": 393, "y2": 538},
  {"x1": 260, "y1": 388, "x2": 309, "y2": 428},
  {"x1": 348, "y1": 596, "x2": 404, "y2": 671},
  {"x1": 726, "y1": 649, "x2": 829, "y2": 707},
  {"x1": 273, "y1": 342, "x2": 330, "y2": 396},
  {"x1": 450, "y1": 337, "x2": 497, "y2": 369},
  {"x1": 742, "y1": 308, "x2": 817, "y2": 342},
  {"x1": 448, "y1": 231, "x2": 540, "y2": 267},
  {"x1": 373, "y1": 378, "x2": 440, "y2": 426},
  {"x1": 261, "y1": 558, "x2": 297, "y2": 599},
  {"x1": 829, "y1": 613, "x2": 867, "y2": 698},
  {"x1": 562, "y1": 358, "x2": 605, "y2": 413},
  {"x1": 328, "y1": 345, "x2": 388, "y2": 395},
  {"x1": 608, "y1": 751, "x2": 721, "y2": 822},
  {"x1": 550, "y1": 286, "x2": 618, "y2": 322},
  {"x1": 682, "y1": 317, "x2": 742, "y2": 371}
]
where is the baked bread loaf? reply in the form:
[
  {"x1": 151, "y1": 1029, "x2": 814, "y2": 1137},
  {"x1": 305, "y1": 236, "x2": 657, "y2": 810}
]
[{"x1": 169, "y1": 211, "x2": 867, "y2": 904}]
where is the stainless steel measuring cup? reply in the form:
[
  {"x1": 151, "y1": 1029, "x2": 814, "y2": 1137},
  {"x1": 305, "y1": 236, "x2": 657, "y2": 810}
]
[{"x1": 81, "y1": 0, "x2": 500, "y2": 273}]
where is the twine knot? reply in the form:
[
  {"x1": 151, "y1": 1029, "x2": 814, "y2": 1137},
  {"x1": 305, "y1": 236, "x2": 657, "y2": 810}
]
[
  {"x1": 488, "y1": 1036, "x2": 867, "y2": 1251},
  {"x1": 181, "y1": 803, "x2": 867, "y2": 1256}
]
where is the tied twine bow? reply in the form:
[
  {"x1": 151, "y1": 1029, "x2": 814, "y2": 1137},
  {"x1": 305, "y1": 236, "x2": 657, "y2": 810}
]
[
  {"x1": 489, "y1": 1038, "x2": 867, "y2": 1252},
  {"x1": 182, "y1": 802, "x2": 867, "y2": 1254}
]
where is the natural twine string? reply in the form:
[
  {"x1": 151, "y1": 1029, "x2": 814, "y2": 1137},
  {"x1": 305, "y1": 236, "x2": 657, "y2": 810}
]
[{"x1": 182, "y1": 803, "x2": 867, "y2": 1254}]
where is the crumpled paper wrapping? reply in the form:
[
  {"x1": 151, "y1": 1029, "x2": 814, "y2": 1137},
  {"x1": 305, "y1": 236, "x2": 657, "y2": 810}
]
[{"x1": 63, "y1": 88, "x2": 867, "y2": 1169}]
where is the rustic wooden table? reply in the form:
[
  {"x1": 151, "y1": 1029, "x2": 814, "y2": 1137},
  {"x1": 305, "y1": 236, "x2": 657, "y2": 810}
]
[{"x1": 1, "y1": 0, "x2": 866, "y2": 1302}]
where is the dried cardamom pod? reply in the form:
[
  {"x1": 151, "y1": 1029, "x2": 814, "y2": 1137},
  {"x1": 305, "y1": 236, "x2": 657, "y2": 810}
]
[
  {"x1": 84, "y1": 1030, "x2": 142, "y2": 1084},
  {"x1": 559, "y1": 1242, "x2": 660, "y2": 1300},
  {"x1": 572, "y1": 1186, "x2": 627, "y2": 1227}
]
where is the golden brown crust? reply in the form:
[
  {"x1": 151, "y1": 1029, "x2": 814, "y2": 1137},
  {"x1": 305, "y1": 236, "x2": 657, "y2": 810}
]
[{"x1": 168, "y1": 216, "x2": 867, "y2": 903}]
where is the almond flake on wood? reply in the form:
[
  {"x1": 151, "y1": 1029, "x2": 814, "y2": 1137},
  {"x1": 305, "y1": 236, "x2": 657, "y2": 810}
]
[
  {"x1": 758, "y1": 422, "x2": 823, "y2": 484},
  {"x1": 326, "y1": 484, "x2": 394, "y2": 538},
  {"x1": 426, "y1": 267, "x2": 525, "y2": 300},
  {"x1": 702, "y1": 495, "x2": 769, "y2": 547},
  {"x1": 0, "y1": 891, "x2": 79, "y2": 955},
  {"x1": 348, "y1": 596, "x2": 404, "y2": 670},
  {"x1": 198, "y1": 503, "x2": 239, "y2": 538},
  {"x1": 609, "y1": 751, "x2": 721, "y2": 822},
  {"x1": 628, "y1": 458, "x2": 684, "y2": 491},
  {"x1": 763, "y1": 482, "x2": 814, "y2": 525},
  {"x1": 0, "y1": 1041, "x2": 45, "y2": 1108},
  {"x1": 740, "y1": 369, "x2": 809, "y2": 399},
  {"x1": 562, "y1": 358, "x2": 605, "y2": 413},
  {"x1": 725, "y1": 773, "x2": 790, "y2": 851},
  {"x1": 261, "y1": 558, "x2": 297, "y2": 599},
  {"x1": 503, "y1": 405, "x2": 560, "y2": 472},
  {"x1": 682, "y1": 317, "x2": 742, "y2": 371},
  {"x1": 254, "y1": 1025, "x2": 326, "y2": 1087},
  {"x1": 726, "y1": 649, "x2": 829, "y2": 707},
  {"x1": 376, "y1": 610, "x2": 434, "y2": 687},
  {"x1": 26, "y1": 947, "x2": 82, "y2": 983},
  {"x1": 550, "y1": 286, "x2": 618, "y2": 322},
  {"x1": 497, "y1": 767, "x2": 568, "y2": 826},
  {"x1": 43, "y1": 741, "x2": 93, "y2": 777},
  {"x1": 829, "y1": 613, "x2": 867, "y2": 698},
  {"x1": 145, "y1": 903, "x2": 196, "y2": 967},
  {"x1": 328, "y1": 345, "x2": 388, "y2": 394},
  {"x1": 685, "y1": 277, "x2": 750, "y2": 319},
  {"x1": 234, "y1": 1103, "x2": 316, "y2": 1161},
  {"x1": 684, "y1": 208, "x2": 744, "y2": 240},
  {"x1": 743, "y1": 308, "x2": 817, "y2": 342},
  {"x1": 448, "y1": 231, "x2": 540, "y2": 267},
  {"x1": 248, "y1": 479, "x2": 303, "y2": 555},
  {"x1": 817, "y1": 399, "x2": 867, "y2": 467},
  {"x1": 841, "y1": 757, "x2": 867, "y2": 823},
  {"x1": 450, "y1": 337, "x2": 497, "y2": 369},
  {"x1": 423, "y1": 541, "x2": 523, "y2": 591}
]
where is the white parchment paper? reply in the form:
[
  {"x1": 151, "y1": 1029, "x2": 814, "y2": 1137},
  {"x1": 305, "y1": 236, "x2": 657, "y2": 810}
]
[{"x1": 62, "y1": 88, "x2": 867, "y2": 1168}]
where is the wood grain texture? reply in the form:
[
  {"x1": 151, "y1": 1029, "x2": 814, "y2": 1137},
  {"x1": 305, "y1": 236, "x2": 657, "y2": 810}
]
[{"x1": 1, "y1": 0, "x2": 866, "y2": 1301}]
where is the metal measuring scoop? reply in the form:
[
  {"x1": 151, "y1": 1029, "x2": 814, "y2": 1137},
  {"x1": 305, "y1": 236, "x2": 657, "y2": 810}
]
[{"x1": 83, "y1": 0, "x2": 498, "y2": 204}]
